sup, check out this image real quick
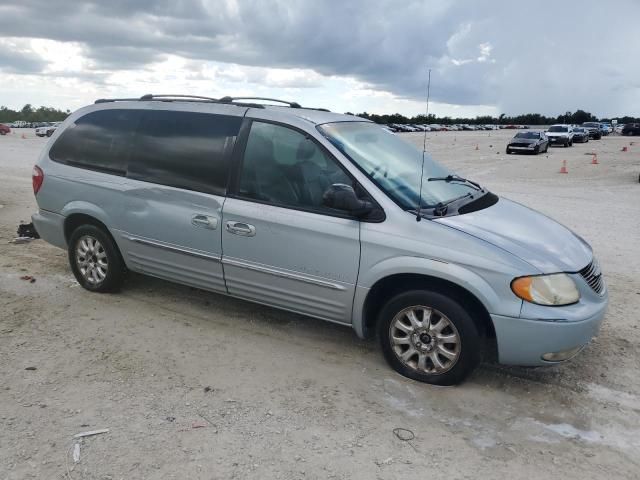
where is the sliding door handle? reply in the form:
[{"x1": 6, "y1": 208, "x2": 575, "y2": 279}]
[
  {"x1": 225, "y1": 221, "x2": 256, "y2": 237},
  {"x1": 192, "y1": 214, "x2": 218, "y2": 230}
]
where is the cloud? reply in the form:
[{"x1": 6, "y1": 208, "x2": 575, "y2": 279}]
[
  {"x1": 0, "y1": 38, "x2": 47, "y2": 74},
  {"x1": 0, "y1": 0, "x2": 638, "y2": 116}
]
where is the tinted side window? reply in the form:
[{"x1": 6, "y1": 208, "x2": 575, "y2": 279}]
[
  {"x1": 237, "y1": 121, "x2": 352, "y2": 211},
  {"x1": 128, "y1": 110, "x2": 240, "y2": 195},
  {"x1": 49, "y1": 109, "x2": 142, "y2": 175}
]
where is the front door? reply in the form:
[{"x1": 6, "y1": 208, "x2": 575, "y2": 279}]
[{"x1": 221, "y1": 120, "x2": 361, "y2": 323}]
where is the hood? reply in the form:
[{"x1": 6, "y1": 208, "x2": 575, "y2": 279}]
[{"x1": 434, "y1": 198, "x2": 592, "y2": 272}]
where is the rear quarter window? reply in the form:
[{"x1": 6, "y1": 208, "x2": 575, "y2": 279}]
[{"x1": 49, "y1": 109, "x2": 142, "y2": 175}]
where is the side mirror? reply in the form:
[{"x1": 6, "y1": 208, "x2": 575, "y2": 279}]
[{"x1": 323, "y1": 184, "x2": 373, "y2": 217}]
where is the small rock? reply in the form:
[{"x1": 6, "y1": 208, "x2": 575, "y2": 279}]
[{"x1": 25, "y1": 366, "x2": 37, "y2": 371}]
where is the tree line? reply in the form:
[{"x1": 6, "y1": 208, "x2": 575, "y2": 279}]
[
  {"x1": 0, "y1": 104, "x2": 70, "y2": 123},
  {"x1": 347, "y1": 109, "x2": 640, "y2": 126},
  {"x1": 2, "y1": 104, "x2": 638, "y2": 126}
]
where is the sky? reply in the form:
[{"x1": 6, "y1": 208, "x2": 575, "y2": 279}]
[{"x1": 0, "y1": 0, "x2": 638, "y2": 118}]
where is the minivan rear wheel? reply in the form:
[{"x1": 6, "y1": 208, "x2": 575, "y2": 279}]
[
  {"x1": 68, "y1": 225, "x2": 125, "y2": 292},
  {"x1": 377, "y1": 290, "x2": 481, "y2": 385}
]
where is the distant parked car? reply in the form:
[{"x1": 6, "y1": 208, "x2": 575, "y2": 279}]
[
  {"x1": 572, "y1": 127, "x2": 590, "y2": 143},
  {"x1": 546, "y1": 124, "x2": 574, "y2": 147},
  {"x1": 0, "y1": 123, "x2": 10, "y2": 135},
  {"x1": 622, "y1": 123, "x2": 640, "y2": 136},
  {"x1": 582, "y1": 122, "x2": 602, "y2": 140},
  {"x1": 599, "y1": 123, "x2": 612, "y2": 136},
  {"x1": 506, "y1": 131, "x2": 549, "y2": 154},
  {"x1": 35, "y1": 122, "x2": 60, "y2": 137}
]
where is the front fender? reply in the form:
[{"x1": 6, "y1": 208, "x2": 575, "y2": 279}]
[{"x1": 352, "y1": 256, "x2": 521, "y2": 338}]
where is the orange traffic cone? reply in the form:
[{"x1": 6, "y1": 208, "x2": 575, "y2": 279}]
[
  {"x1": 559, "y1": 160, "x2": 568, "y2": 174},
  {"x1": 622, "y1": 146, "x2": 628, "y2": 152},
  {"x1": 591, "y1": 153, "x2": 598, "y2": 165}
]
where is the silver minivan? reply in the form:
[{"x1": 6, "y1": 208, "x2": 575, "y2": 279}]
[{"x1": 31, "y1": 95, "x2": 608, "y2": 385}]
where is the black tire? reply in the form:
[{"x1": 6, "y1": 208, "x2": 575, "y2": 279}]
[
  {"x1": 564, "y1": 141, "x2": 569, "y2": 147},
  {"x1": 506, "y1": 147, "x2": 512, "y2": 154},
  {"x1": 533, "y1": 145, "x2": 540, "y2": 155},
  {"x1": 544, "y1": 143, "x2": 549, "y2": 153},
  {"x1": 377, "y1": 290, "x2": 482, "y2": 386},
  {"x1": 68, "y1": 224, "x2": 126, "y2": 293},
  {"x1": 46, "y1": 130, "x2": 53, "y2": 137}
]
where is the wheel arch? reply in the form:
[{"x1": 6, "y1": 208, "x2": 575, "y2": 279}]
[
  {"x1": 362, "y1": 273, "x2": 495, "y2": 336},
  {"x1": 61, "y1": 201, "x2": 113, "y2": 242},
  {"x1": 64, "y1": 213, "x2": 112, "y2": 243}
]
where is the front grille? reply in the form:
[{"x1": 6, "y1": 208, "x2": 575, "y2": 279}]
[
  {"x1": 510, "y1": 142, "x2": 532, "y2": 147},
  {"x1": 579, "y1": 259, "x2": 605, "y2": 295}
]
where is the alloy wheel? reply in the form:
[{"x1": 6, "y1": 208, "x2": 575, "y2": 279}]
[
  {"x1": 75, "y1": 235, "x2": 108, "y2": 284},
  {"x1": 389, "y1": 305, "x2": 461, "y2": 375}
]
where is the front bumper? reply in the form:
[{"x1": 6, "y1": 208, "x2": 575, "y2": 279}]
[
  {"x1": 491, "y1": 278, "x2": 608, "y2": 366},
  {"x1": 508, "y1": 145, "x2": 536, "y2": 151},
  {"x1": 32, "y1": 209, "x2": 67, "y2": 249}
]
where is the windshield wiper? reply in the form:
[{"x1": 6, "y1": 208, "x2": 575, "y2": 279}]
[
  {"x1": 427, "y1": 174, "x2": 481, "y2": 190},
  {"x1": 419, "y1": 192, "x2": 474, "y2": 216}
]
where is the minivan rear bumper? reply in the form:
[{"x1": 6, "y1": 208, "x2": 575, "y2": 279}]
[
  {"x1": 491, "y1": 302, "x2": 607, "y2": 366},
  {"x1": 32, "y1": 209, "x2": 66, "y2": 249}
]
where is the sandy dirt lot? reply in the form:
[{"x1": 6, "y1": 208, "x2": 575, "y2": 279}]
[{"x1": 1, "y1": 127, "x2": 639, "y2": 479}]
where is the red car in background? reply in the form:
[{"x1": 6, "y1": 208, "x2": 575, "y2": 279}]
[{"x1": 0, "y1": 123, "x2": 11, "y2": 135}]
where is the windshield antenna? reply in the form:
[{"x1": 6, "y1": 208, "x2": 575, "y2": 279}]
[{"x1": 416, "y1": 68, "x2": 431, "y2": 222}]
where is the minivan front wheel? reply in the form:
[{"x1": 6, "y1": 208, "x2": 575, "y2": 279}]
[
  {"x1": 378, "y1": 290, "x2": 481, "y2": 385},
  {"x1": 68, "y1": 225, "x2": 125, "y2": 292}
]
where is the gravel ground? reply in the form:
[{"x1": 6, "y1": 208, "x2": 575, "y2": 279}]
[{"x1": 1, "y1": 128, "x2": 639, "y2": 479}]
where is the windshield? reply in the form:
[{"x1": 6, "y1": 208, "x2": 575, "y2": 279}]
[
  {"x1": 317, "y1": 122, "x2": 479, "y2": 210},
  {"x1": 515, "y1": 132, "x2": 539, "y2": 139},
  {"x1": 548, "y1": 126, "x2": 568, "y2": 132}
]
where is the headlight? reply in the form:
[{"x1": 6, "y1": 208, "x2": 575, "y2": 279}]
[{"x1": 511, "y1": 274, "x2": 580, "y2": 306}]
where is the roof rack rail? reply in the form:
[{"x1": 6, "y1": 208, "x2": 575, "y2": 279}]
[
  {"x1": 139, "y1": 94, "x2": 220, "y2": 102},
  {"x1": 95, "y1": 97, "x2": 140, "y2": 104},
  {"x1": 94, "y1": 94, "x2": 330, "y2": 111},
  {"x1": 218, "y1": 96, "x2": 302, "y2": 108}
]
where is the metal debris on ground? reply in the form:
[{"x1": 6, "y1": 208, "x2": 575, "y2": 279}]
[
  {"x1": 73, "y1": 428, "x2": 110, "y2": 439},
  {"x1": 72, "y1": 443, "x2": 81, "y2": 463},
  {"x1": 11, "y1": 237, "x2": 35, "y2": 244},
  {"x1": 393, "y1": 427, "x2": 418, "y2": 452}
]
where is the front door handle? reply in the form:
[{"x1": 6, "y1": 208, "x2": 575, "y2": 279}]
[
  {"x1": 225, "y1": 221, "x2": 256, "y2": 237},
  {"x1": 192, "y1": 214, "x2": 218, "y2": 230}
]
